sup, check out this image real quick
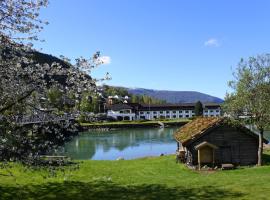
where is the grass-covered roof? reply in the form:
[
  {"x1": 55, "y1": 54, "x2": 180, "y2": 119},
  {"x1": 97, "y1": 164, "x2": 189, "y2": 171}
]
[
  {"x1": 174, "y1": 117, "x2": 269, "y2": 145},
  {"x1": 174, "y1": 117, "x2": 222, "y2": 144}
]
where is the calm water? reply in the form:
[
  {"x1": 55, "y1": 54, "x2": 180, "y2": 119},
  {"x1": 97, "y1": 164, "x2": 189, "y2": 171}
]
[
  {"x1": 58, "y1": 127, "x2": 179, "y2": 160},
  {"x1": 58, "y1": 127, "x2": 270, "y2": 160}
]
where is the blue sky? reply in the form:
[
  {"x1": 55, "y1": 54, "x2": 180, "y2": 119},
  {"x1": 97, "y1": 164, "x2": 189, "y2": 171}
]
[{"x1": 35, "y1": 0, "x2": 270, "y2": 99}]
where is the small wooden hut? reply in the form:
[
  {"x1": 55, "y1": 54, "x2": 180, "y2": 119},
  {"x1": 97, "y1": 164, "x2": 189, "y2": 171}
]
[{"x1": 174, "y1": 117, "x2": 268, "y2": 169}]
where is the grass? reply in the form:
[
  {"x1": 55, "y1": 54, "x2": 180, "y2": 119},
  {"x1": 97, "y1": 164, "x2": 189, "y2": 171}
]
[
  {"x1": 81, "y1": 118, "x2": 190, "y2": 126},
  {"x1": 1, "y1": 151, "x2": 270, "y2": 200}
]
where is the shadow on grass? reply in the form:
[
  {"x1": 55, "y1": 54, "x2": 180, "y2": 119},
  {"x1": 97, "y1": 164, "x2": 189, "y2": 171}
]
[
  {"x1": 263, "y1": 152, "x2": 270, "y2": 165},
  {"x1": 0, "y1": 181, "x2": 245, "y2": 200}
]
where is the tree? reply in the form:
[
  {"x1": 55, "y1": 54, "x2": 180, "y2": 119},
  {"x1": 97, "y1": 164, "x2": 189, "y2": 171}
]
[
  {"x1": 0, "y1": 0, "x2": 110, "y2": 164},
  {"x1": 0, "y1": 0, "x2": 49, "y2": 41},
  {"x1": 80, "y1": 93, "x2": 99, "y2": 113},
  {"x1": 223, "y1": 54, "x2": 270, "y2": 166},
  {"x1": 194, "y1": 101, "x2": 203, "y2": 116}
]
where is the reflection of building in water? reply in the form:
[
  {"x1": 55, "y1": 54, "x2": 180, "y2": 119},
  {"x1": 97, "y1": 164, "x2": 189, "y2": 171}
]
[
  {"x1": 107, "y1": 103, "x2": 221, "y2": 121},
  {"x1": 62, "y1": 127, "x2": 180, "y2": 160}
]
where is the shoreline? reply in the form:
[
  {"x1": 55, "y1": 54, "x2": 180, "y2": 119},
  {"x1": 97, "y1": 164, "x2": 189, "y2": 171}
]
[{"x1": 79, "y1": 120, "x2": 189, "y2": 131}]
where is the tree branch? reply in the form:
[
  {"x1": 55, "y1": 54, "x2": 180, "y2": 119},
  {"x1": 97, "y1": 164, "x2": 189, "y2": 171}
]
[{"x1": 0, "y1": 88, "x2": 35, "y2": 113}]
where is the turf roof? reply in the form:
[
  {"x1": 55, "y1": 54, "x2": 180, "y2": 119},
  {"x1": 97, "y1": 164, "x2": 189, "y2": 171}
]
[{"x1": 174, "y1": 117, "x2": 222, "y2": 144}]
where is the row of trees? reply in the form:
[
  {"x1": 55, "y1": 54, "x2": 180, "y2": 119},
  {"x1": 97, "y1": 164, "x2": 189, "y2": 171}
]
[
  {"x1": 102, "y1": 85, "x2": 166, "y2": 105},
  {"x1": 130, "y1": 94, "x2": 167, "y2": 104}
]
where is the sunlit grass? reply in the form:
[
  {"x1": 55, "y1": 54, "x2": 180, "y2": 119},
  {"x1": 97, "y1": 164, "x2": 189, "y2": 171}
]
[
  {"x1": 0, "y1": 150, "x2": 270, "y2": 199},
  {"x1": 81, "y1": 119, "x2": 190, "y2": 126}
]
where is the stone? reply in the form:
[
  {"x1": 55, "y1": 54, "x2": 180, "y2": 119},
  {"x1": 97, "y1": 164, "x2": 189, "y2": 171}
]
[{"x1": 116, "y1": 157, "x2": 124, "y2": 160}]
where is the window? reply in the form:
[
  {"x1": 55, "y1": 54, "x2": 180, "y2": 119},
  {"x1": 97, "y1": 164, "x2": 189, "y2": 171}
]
[
  {"x1": 192, "y1": 110, "x2": 194, "y2": 113},
  {"x1": 153, "y1": 111, "x2": 157, "y2": 114},
  {"x1": 160, "y1": 111, "x2": 163, "y2": 114},
  {"x1": 173, "y1": 111, "x2": 176, "y2": 113},
  {"x1": 147, "y1": 111, "x2": 150, "y2": 114},
  {"x1": 185, "y1": 115, "x2": 189, "y2": 118},
  {"x1": 166, "y1": 111, "x2": 170, "y2": 114},
  {"x1": 173, "y1": 115, "x2": 176, "y2": 118},
  {"x1": 204, "y1": 110, "x2": 208, "y2": 113},
  {"x1": 216, "y1": 110, "x2": 219, "y2": 112},
  {"x1": 140, "y1": 112, "x2": 144, "y2": 114},
  {"x1": 179, "y1": 110, "x2": 183, "y2": 113},
  {"x1": 120, "y1": 111, "x2": 123, "y2": 113},
  {"x1": 185, "y1": 110, "x2": 189, "y2": 113},
  {"x1": 179, "y1": 115, "x2": 183, "y2": 118},
  {"x1": 166, "y1": 115, "x2": 170, "y2": 118},
  {"x1": 210, "y1": 110, "x2": 213, "y2": 113}
]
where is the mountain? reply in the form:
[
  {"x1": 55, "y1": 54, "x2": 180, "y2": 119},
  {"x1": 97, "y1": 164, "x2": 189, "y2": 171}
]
[
  {"x1": 126, "y1": 88, "x2": 224, "y2": 103},
  {"x1": 30, "y1": 51, "x2": 71, "y2": 68}
]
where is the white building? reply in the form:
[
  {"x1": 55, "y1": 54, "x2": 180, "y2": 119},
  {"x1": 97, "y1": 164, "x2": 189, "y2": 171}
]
[
  {"x1": 107, "y1": 104, "x2": 135, "y2": 121},
  {"x1": 107, "y1": 103, "x2": 222, "y2": 121}
]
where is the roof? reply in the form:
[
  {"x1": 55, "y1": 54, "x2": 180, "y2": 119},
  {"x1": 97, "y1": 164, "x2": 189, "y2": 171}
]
[
  {"x1": 138, "y1": 103, "x2": 220, "y2": 111},
  {"x1": 195, "y1": 141, "x2": 218, "y2": 150},
  {"x1": 174, "y1": 117, "x2": 222, "y2": 144},
  {"x1": 106, "y1": 102, "x2": 222, "y2": 112},
  {"x1": 204, "y1": 102, "x2": 222, "y2": 109},
  {"x1": 174, "y1": 117, "x2": 269, "y2": 145},
  {"x1": 203, "y1": 102, "x2": 223, "y2": 106}
]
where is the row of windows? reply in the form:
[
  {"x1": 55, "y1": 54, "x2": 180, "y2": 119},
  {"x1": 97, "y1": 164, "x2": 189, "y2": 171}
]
[
  {"x1": 140, "y1": 114, "x2": 194, "y2": 119},
  {"x1": 204, "y1": 110, "x2": 220, "y2": 113},
  {"x1": 139, "y1": 110, "x2": 194, "y2": 115},
  {"x1": 139, "y1": 109, "x2": 220, "y2": 115},
  {"x1": 140, "y1": 113, "x2": 220, "y2": 119}
]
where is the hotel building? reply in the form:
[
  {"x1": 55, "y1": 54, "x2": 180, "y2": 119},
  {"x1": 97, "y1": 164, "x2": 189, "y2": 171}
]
[{"x1": 107, "y1": 103, "x2": 221, "y2": 121}]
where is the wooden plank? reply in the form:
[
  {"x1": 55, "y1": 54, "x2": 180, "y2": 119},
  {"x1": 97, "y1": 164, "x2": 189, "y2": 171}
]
[{"x1": 198, "y1": 149, "x2": 201, "y2": 170}]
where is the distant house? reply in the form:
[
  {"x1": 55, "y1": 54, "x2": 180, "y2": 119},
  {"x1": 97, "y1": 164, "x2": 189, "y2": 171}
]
[
  {"x1": 107, "y1": 104, "x2": 136, "y2": 121},
  {"x1": 106, "y1": 103, "x2": 221, "y2": 121},
  {"x1": 174, "y1": 117, "x2": 268, "y2": 169},
  {"x1": 107, "y1": 95, "x2": 130, "y2": 105}
]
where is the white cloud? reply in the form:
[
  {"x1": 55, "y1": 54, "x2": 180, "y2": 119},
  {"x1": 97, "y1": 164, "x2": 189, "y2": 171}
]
[
  {"x1": 98, "y1": 56, "x2": 111, "y2": 64},
  {"x1": 204, "y1": 38, "x2": 220, "y2": 47}
]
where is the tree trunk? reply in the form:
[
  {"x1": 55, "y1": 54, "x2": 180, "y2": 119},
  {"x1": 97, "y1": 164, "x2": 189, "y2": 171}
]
[{"x1": 258, "y1": 129, "x2": 264, "y2": 166}]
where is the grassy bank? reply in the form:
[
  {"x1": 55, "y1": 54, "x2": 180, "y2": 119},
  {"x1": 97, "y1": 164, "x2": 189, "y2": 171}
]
[
  {"x1": 1, "y1": 150, "x2": 270, "y2": 200},
  {"x1": 80, "y1": 119, "x2": 190, "y2": 129}
]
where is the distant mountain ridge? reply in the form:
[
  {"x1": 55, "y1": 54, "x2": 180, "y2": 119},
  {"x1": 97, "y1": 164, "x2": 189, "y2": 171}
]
[{"x1": 125, "y1": 88, "x2": 224, "y2": 104}]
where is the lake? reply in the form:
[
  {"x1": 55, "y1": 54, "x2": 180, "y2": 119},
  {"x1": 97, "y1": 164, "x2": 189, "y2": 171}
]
[
  {"x1": 58, "y1": 127, "x2": 179, "y2": 160},
  {"x1": 58, "y1": 127, "x2": 270, "y2": 160}
]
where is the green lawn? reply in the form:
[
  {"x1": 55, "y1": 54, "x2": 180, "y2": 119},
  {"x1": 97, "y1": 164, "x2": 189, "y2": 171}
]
[
  {"x1": 1, "y1": 151, "x2": 270, "y2": 200},
  {"x1": 81, "y1": 118, "x2": 190, "y2": 126}
]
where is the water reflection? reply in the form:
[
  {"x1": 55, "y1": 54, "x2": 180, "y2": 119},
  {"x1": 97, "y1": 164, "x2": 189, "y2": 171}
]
[{"x1": 59, "y1": 127, "x2": 179, "y2": 160}]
